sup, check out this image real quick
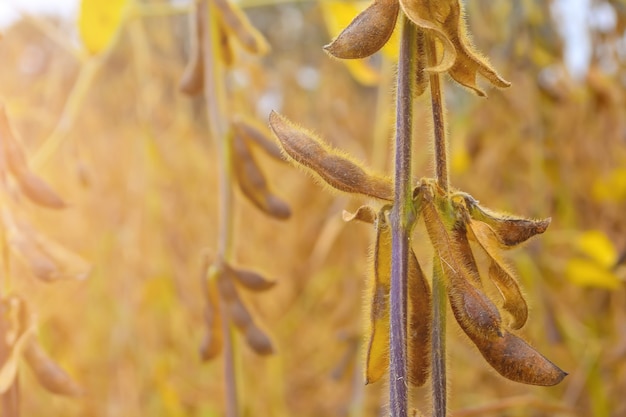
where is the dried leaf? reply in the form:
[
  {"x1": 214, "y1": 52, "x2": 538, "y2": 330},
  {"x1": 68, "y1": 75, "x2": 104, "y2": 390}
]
[
  {"x1": 342, "y1": 205, "x2": 377, "y2": 224},
  {"x1": 233, "y1": 131, "x2": 291, "y2": 220},
  {"x1": 365, "y1": 209, "x2": 391, "y2": 384},
  {"x1": 0, "y1": 106, "x2": 65, "y2": 209},
  {"x1": 469, "y1": 219, "x2": 528, "y2": 329},
  {"x1": 400, "y1": 0, "x2": 510, "y2": 95},
  {"x1": 398, "y1": 0, "x2": 457, "y2": 73},
  {"x1": 23, "y1": 338, "x2": 83, "y2": 396},
  {"x1": 213, "y1": 0, "x2": 269, "y2": 55},
  {"x1": 323, "y1": 0, "x2": 399, "y2": 59},
  {"x1": 461, "y1": 193, "x2": 550, "y2": 248},
  {"x1": 471, "y1": 331, "x2": 567, "y2": 386},
  {"x1": 407, "y1": 248, "x2": 431, "y2": 386},
  {"x1": 179, "y1": 1, "x2": 204, "y2": 96},
  {"x1": 269, "y1": 111, "x2": 393, "y2": 200},
  {"x1": 233, "y1": 117, "x2": 284, "y2": 162}
]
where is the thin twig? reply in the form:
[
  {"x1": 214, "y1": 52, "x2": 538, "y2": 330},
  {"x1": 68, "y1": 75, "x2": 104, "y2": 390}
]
[{"x1": 389, "y1": 16, "x2": 417, "y2": 417}]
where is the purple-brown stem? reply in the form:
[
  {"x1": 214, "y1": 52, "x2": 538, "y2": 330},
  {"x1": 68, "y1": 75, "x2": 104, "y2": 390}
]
[
  {"x1": 389, "y1": 16, "x2": 417, "y2": 417},
  {"x1": 427, "y1": 38, "x2": 448, "y2": 417}
]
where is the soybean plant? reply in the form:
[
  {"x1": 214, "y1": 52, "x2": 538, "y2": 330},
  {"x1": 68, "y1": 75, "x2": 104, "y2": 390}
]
[{"x1": 270, "y1": 2, "x2": 566, "y2": 417}]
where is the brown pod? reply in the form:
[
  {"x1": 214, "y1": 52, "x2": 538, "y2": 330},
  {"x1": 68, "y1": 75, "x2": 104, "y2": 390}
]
[
  {"x1": 225, "y1": 263, "x2": 276, "y2": 292},
  {"x1": 364, "y1": 212, "x2": 391, "y2": 384},
  {"x1": 227, "y1": 297, "x2": 254, "y2": 331},
  {"x1": 233, "y1": 132, "x2": 291, "y2": 220},
  {"x1": 2, "y1": 210, "x2": 90, "y2": 282},
  {"x1": 469, "y1": 218, "x2": 528, "y2": 329},
  {"x1": 0, "y1": 106, "x2": 65, "y2": 209},
  {"x1": 407, "y1": 248, "x2": 431, "y2": 386},
  {"x1": 244, "y1": 323, "x2": 274, "y2": 355},
  {"x1": 213, "y1": 0, "x2": 269, "y2": 55},
  {"x1": 13, "y1": 171, "x2": 66, "y2": 209},
  {"x1": 462, "y1": 194, "x2": 550, "y2": 248},
  {"x1": 179, "y1": 0, "x2": 204, "y2": 95},
  {"x1": 216, "y1": 268, "x2": 254, "y2": 330},
  {"x1": 419, "y1": 185, "x2": 502, "y2": 338},
  {"x1": 324, "y1": 0, "x2": 399, "y2": 59},
  {"x1": 216, "y1": 269, "x2": 238, "y2": 302},
  {"x1": 448, "y1": 277, "x2": 503, "y2": 340},
  {"x1": 233, "y1": 117, "x2": 284, "y2": 161},
  {"x1": 472, "y1": 331, "x2": 567, "y2": 386},
  {"x1": 269, "y1": 111, "x2": 393, "y2": 200},
  {"x1": 23, "y1": 338, "x2": 83, "y2": 397}
]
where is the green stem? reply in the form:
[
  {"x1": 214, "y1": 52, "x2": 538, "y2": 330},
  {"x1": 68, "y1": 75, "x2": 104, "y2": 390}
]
[
  {"x1": 389, "y1": 17, "x2": 417, "y2": 417},
  {"x1": 202, "y1": 1, "x2": 237, "y2": 416},
  {"x1": 426, "y1": 39, "x2": 448, "y2": 417}
]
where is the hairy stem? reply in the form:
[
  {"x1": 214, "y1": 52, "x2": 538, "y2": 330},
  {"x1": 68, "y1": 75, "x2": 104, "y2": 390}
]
[
  {"x1": 202, "y1": 2, "x2": 237, "y2": 416},
  {"x1": 389, "y1": 17, "x2": 417, "y2": 417},
  {"x1": 426, "y1": 39, "x2": 448, "y2": 417}
]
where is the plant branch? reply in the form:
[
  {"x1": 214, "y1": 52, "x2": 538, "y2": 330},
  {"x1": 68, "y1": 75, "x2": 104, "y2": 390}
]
[
  {"x1": 427, "y1": 45, "x2": 448, "y2": 192},
  {"x1": 389, "y1": 16, "x2": 417, "y2": 417},
  {"x1": 202, "y1": 2, "x2": 237, "y2": 416},
  {"x1": 426, "y1": 38, "x2": 449, "y2": 417}
]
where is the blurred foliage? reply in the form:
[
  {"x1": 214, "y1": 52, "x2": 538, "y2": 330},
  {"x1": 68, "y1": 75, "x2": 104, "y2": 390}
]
[{"x1": 0, "y1": 0, "x2": 624, "y2": 416}]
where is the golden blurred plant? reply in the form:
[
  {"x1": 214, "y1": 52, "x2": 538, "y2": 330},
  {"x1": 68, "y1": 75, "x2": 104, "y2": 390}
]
[
  {"x1": 270, "y1": 1, "x2": 566, "y2": 416},
  {"x1": 0, "y1": 105, "x2": 88, "y2": 416},
  {"x1": 178, "y1": 1, "x2": 289, "y2": 416}
]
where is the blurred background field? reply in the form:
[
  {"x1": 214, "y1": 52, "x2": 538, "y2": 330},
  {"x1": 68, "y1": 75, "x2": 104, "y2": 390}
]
[{"x1": 0, "y1": 1, "x2": 625, "y2": 416}]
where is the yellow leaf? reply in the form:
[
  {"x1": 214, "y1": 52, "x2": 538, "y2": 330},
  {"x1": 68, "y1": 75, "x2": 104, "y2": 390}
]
[
  {"x1": 592, "y1": 168, "x2": 626, "y2": 203},
  {"x1": 566, "y1": 258, "x2": 620, "y2": 290},
  {"x1": 451, "y1": 147, "x2": 470, "y2": 174},
  {"x1": 78, "y1": 0, "x2": 128, "y2": 54},
  {"x1": 575, "y1": 230, "x2": 617, "y2": 268}
]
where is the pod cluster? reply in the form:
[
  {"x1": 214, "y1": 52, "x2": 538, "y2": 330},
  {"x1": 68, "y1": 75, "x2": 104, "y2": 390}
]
[
  {"x1": 178, "y1": 1, "x2": 289, "y2": 360},
  {"x1": 200, "y1": 255, "x2": 275, "y2": 360},
  {"x1": 0, "y1": 107, "x2": 87, "y2": 396},
  {"x1": 269, "y1": 111, "x2": 566, "y2": 387},
  {"x1": 324, "y1": 0, "x2": 511, "y2": 96}
]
